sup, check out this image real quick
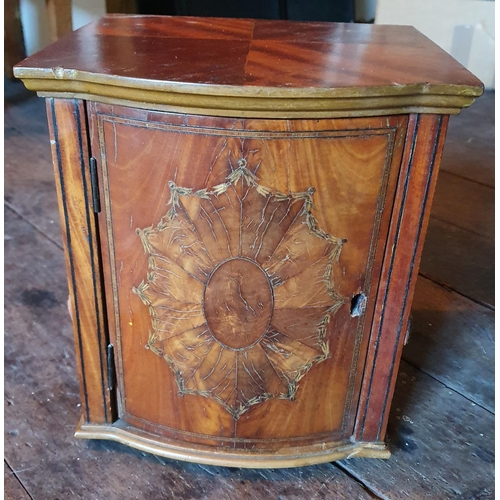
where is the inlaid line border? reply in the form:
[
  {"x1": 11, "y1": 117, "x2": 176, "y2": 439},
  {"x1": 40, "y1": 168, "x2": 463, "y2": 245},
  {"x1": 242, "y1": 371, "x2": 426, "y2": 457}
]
[
  {"x1": 49, "y1": 98, "x2": 90, "y2": 422},
  {"x1": 96, "y1": 111, "x2": 403, "y2": 443}
]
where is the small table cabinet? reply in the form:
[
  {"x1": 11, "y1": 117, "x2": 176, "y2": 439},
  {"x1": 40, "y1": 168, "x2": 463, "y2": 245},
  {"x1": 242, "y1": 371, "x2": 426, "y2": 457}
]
[{"x1": 15, "y1": 15, "x2": 482, "y2": 468}]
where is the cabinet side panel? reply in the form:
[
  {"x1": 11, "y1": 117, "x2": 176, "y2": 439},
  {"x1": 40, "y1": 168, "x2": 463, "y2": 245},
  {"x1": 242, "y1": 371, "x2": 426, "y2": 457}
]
[
  {"x1": 45, "y1": 98, "x2": 114, "y2": 424},
  {"x1": 355, "y1": 114, "x2": 449, "y2": 442}
]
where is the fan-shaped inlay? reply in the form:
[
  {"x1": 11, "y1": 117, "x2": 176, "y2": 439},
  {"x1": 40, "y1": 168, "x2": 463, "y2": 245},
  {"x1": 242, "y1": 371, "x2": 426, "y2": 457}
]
[{"x1": 132, "y1": 151, "x2": 346, "y2": 419}]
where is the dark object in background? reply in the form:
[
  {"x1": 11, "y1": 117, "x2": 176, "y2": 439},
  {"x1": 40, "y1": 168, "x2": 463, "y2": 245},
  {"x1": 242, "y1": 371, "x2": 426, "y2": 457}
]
[
  {"x1": 5, "y1": 0, "x2": 26, "y2": 78},
  {"x1": 168, "y1": 0, "x2": 281, "y2": 19},
  {"x1": 286, "y1": 0, "x2": 354, "y2": 22},
  {"x1": 137, "y1": 0, "x2": 355, "y2": 22}
]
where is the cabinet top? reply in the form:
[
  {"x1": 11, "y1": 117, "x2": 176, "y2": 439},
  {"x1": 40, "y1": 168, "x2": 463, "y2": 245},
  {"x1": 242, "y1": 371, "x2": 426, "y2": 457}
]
[{"x1": 14, "y1": 15, "x2": 483, "y2": 118}]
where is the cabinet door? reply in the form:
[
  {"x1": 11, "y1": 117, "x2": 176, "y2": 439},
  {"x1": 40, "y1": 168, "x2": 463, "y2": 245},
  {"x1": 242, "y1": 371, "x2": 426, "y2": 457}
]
[{"x1": 89, "y1": 102, "x2": 407, "y2": 453}]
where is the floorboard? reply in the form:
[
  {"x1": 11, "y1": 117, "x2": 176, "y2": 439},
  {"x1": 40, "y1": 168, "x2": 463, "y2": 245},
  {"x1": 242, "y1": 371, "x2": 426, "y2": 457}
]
[
  {"x1": 338, "y1": 361, "x2": 494, "y2": 499},
  {"x1": 431, "y1": 170, "x2": 494, "y2": 240},
  {"x1": 4, "y1": 462, "x2": 32, "y2": 500},
  {"x1": 4, "y1": 207, "x2": 377, "y2": 500},
  {"x1": 405, "y1": 275, "x2": 494, "y2": 412},
  {"x1": 420, "y1": 218, "x2": 494, "y2": 308},
  {"x1": 440, "y1": 91, "x2": 494, "y2": 188},
  {"x1": 4, "y1": 81, "x2": 60, "y2": 244},
  {"x1": 4, "y1": 79, "x2": 494, "y2": 499}
]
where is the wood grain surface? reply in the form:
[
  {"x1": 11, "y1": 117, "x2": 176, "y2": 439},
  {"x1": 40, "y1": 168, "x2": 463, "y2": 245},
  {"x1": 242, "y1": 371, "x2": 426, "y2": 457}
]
[
  {"x1": 407, "y1": 276, "x2": 494, "y2": 412},
  {"x1": 132, "y1": 161, "x2": 345, "y2": 420},
  {"x1": 46, "y1": 98, "x2": 114, "y2": 425},
  {"x1": 355, "y1": 114, "x2": 448, "y2": 443},
  {"x1": 4, "y1": 78, "x2": 494, "y2": 498},
  {"x1": 340, "y1": 361, "x2": 494, "y2": 499},
  {"x1": 5, "y1": 87, "x2": 61, "y2": 244},
  {"x1": 4, "y1": 207, "x2": 376, "y2": 497},
  {"x1": 14, "y1": 16, "x2": 483, "y2": 117},
  {"x1": 88, "y1": 102, "x2": 408, "y2": 459},
  {"x1": 440, "y1": 90, "x2": 494, "y2": 186},
  {"x1": 421, "y1": 218, "x2": 495, "y2": 307},
  {"x1": 4, "y1": 461, "x2": 30, "y2": 500},
  {"x1": 431, "y1": 170, "x2": 494, "y2": 240},
  {"x1": 9, "y1": 13, "x2": 488, "y2": 470},
  {"x1": 419, "y1": 83, "x2": 494, "y2": 311},
  {"x1": 46, "y1": 0, "x2": 72, "y2": 42}
]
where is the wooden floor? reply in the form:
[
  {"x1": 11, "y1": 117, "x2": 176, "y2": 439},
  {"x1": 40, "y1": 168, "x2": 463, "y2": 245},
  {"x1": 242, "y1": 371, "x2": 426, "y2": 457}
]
[{"x1": 5, "y1": 79, "x2": 494, "y2": 499}]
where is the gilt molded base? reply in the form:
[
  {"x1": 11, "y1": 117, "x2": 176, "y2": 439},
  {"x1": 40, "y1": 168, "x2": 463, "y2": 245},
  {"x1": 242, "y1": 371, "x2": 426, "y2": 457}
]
[{"x1": 75, "y1": 417, "x2": 390, "y2": 468}]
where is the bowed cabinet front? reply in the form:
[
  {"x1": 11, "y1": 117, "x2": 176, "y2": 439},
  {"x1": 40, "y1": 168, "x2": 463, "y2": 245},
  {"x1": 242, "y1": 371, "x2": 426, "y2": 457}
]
[
  {"x1": 46, "y1": 96, "x2": 442, "y2": 467},
  {"x1": 15, "y1": 13, "x2": 483, "y2": 469}
]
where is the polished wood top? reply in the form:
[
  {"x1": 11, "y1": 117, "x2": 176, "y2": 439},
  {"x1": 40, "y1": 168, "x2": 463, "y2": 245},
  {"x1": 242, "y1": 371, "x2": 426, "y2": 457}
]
[{"x1": 14, "y1": 15, "x2": 483, "y2": 117}]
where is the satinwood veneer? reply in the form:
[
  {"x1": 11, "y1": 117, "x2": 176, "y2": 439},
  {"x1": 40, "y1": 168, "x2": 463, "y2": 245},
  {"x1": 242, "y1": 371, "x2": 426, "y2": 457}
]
[{"x1": 14, "y1": 15, "x2": 483, "y2": 468}]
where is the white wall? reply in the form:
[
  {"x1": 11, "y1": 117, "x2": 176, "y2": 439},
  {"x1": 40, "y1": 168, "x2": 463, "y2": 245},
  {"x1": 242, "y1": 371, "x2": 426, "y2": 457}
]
[
  {"x1": 20, "y1": 0, "x2": 106, "y2": 56},
  {"x1": 376, "y1": 0, "x2": 495, "y2": 89}
]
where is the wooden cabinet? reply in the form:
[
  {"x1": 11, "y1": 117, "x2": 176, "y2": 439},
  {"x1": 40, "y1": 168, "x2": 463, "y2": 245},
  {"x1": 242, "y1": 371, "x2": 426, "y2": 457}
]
[{"x1": 14, "y1": 16, "x2": 482, "y2": 468}]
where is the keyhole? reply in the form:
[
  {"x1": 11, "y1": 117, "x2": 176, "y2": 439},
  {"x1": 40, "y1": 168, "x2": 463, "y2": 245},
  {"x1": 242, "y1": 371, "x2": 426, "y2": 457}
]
[{"x1": 350, "y1": 293, "x2": 367, "y2": 317}]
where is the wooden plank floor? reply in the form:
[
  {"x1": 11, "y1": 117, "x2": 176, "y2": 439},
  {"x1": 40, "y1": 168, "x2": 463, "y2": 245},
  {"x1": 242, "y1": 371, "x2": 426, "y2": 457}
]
[{"x1": 4, "y1": 79, "x2": 494, "y2": 499}]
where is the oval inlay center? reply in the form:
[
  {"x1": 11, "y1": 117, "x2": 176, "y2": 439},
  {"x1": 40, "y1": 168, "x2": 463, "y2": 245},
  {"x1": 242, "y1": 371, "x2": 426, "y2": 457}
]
[{"x1": 203, "y1": 258, "x2": 273, "y2": 350}]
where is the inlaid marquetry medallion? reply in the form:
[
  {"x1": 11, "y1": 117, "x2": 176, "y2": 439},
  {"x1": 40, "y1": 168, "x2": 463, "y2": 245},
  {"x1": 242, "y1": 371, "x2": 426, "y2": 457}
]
[{"x1": 133, "y1": 157, "x2": 346, "y2": 419}]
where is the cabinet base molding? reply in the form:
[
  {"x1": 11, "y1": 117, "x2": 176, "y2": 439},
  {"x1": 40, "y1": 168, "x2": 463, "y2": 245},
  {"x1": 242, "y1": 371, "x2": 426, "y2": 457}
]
[{"x1": 75, "y1": 418, "x2": 390, "y2": 468}]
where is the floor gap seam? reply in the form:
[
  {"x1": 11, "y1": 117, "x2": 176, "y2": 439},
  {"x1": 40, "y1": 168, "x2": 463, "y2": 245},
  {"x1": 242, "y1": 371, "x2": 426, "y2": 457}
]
[
  {"x1": 429, "y1": 214, "x2": 493, "y2": 241},
  {"x1": 5, "y1": 201, "x2": 64, "y2": 251},
  {"x1": 4, "y1": 459, "x2": 36, "y2": 500},
  {"x1": 400, "y1": 358, "x2": 494, "y2": 415},
  {"x1": 332, "y1": 462, "x2": 388, "y2": 500},
  {"x1": 417, "y1": 272, "x2": 494, "y2": 311},
  {"x1": 439, "y1": 169, "x2": 495, "y2": 189}
]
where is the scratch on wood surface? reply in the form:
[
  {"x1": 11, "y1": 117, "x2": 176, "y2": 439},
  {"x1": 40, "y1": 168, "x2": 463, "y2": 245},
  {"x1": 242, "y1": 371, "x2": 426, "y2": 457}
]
[
  {"x1": 112, "y1": 121, "x2": 117, "y2": 163},
  {"x1": 132, "y1": 147, "x2": 346, "y2": 418}
]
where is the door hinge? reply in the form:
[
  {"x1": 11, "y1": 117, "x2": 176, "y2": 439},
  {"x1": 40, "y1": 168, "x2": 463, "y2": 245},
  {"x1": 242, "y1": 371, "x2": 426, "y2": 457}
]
[
  {"x1": 89, "y1": 157, "x2": 101, "y2": 213},
  {"x1": 107, "y1": 344, "x2": 115, "y2": 391}
]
